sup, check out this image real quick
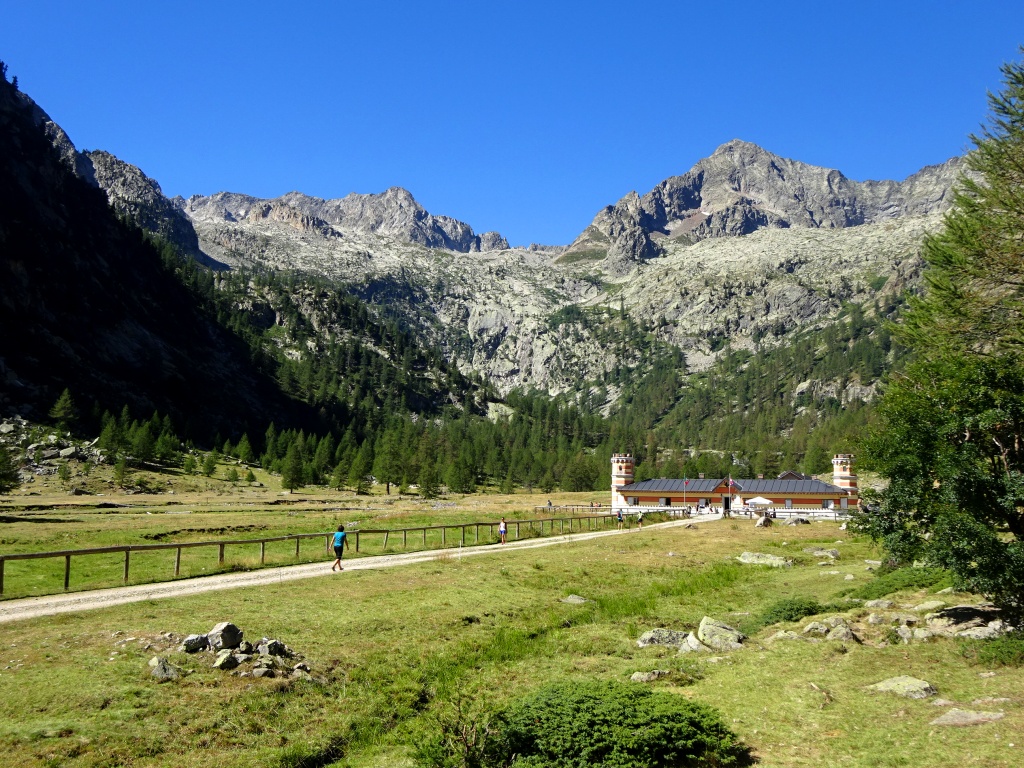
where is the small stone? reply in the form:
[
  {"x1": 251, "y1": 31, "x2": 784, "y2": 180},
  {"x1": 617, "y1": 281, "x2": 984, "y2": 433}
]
[
  {"x1": 149, "y1": 657, "x2": 181, "y2": 682},
  {"x1": 292, "y1": 662, "x2": 311, "y2": 673},
  {"x1": 677, "y1": 632, "x2": 713, "y2": 654},
  {"x1": 914, "y1": 600, "x2": 946, "y2": 612},
  {"x1": 844, "y1": 574, "x2": 855, "y2": 581},
  {"x1": 979, "y1": 672, "x2": 997, "y2": 678},
  {"x1": 630, "y1": 669, "x2": 671, "y2": 683},
  {"x1": 636, "y1": 629, "x2": 689, "y2": 648},
  {"x1": 864, "y1": 559, "x2": 882, "y2": 566},
  {"x1": 913, "y1": 628, "x2": 934, "y2": 640},
  {"x1": 802, "y1": 622, "x2": 829, "y2": 636},
  {"x1": 767, "y1": 630, "x2": 805, "y2": 642},
  {"x1": 560, "y1": 595, "x2": 589, "y2": 604},
  {"x1": 867, "y1": 676, "x2": 937, "y2": 699},
  {"x1": 256, "y1": 639, "x2": 288, "y2": 657},
  {"x1": 178, "y1": 634, "x2": 209, "y2": 654},
  {"x1": 867, "y1": 613, "x2": 885, "y2": 625},
  {"x1": 237, "y1": 640, "x2": 254, "y2": 654},
  {"x1": 932, "y1": 699, "x2": 957, "y2": 707},
  {"x1": 865, "y1": 599, "x2": 894, "y2": 610},
  {"x1": 972, "y1": 697, "x2": 1012, "y2": 705},
  {"x1": 212, "y1": 650, "x2": 239, "y2": 670},
  {"x1": 736, "y1": 552, "x2": 791, "y2": 567},
  {"x1": 930, "y1": 708, "x2": 1004, "y2": 726},
  {"x1": 897, "y1": 626, "x2": 913, "y2": 644},
  {"x1": 252, "y1": 667, "x2": 276, "y2": 679}
]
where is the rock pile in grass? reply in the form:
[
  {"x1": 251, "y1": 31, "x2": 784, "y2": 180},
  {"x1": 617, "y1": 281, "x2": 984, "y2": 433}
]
[
  {"x1": 736, "y1": 552, "x2": 791, "y2": 567},
  {"x1": 140, "y1": 621, "x2": 315, "y2": 683},
  {"x1": 637, "y1": 617, "x2": 747, "y2": 654}
]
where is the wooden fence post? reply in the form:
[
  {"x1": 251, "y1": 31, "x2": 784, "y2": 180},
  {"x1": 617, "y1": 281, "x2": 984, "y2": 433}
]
[
  {"x1": 64, "y1": 555, "x2": 71, "y2": 592},
  {"x1": 422, "y1": 528, "x2": 426, "y2": 547},
  {"x1": 123, "y1": 550, "x2": 130, "y2": 583},
  {"x1": 461, "y1": 526, "x2": 466, "y2": 546},
  {"x1": 219, "y1": 543, "x2": 225, "y2": 564},
  {"x1": 403, "y1": 530, "x2": 408, "y2": 548},
  {"x1": 356, "y1": 532, "x2": 360, "y2": 552},
  {"x1": 0, "y1": 558, "x2": 4, "y2": 596},
  {"x1": 260, "y1": 542, "x2": 266, "y2": 565},
  {"x1": 295, "y1": 537, "x2": 300, "y2": 558},
  {"x1": 383, "y1": 531, "x2": 390, "y2": 551},
  {"x1": 174, "y1": 547, "x2": 182, "y2": 577},
  {"x1": 515, "y1": 522, "x2": 520, "y2": 538},
  {"x1": 442, "y1": 527, "x2": 446, "y2": 546}
]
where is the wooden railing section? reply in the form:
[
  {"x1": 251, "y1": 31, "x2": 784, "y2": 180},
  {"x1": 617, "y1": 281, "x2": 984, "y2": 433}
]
[{"x1": 0, "y1": 514, "x2": 618, "y2": 597}]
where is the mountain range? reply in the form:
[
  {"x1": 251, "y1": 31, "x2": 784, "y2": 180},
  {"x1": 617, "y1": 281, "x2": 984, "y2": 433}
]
[{"x1": 0, "y1": 68, "x2": 963, "y2": 444}]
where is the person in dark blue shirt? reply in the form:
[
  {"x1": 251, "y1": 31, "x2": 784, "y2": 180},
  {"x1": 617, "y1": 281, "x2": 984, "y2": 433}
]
[{"x1": 330, "y1": 525, "x2": 349, "y2": 571}]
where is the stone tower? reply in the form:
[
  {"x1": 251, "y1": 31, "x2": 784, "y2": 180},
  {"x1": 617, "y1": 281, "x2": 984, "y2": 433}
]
[
  {"x1": 832, "y1": 454, "x2": 859, "y2": 509},
  {"x1": 611, "y1": 454, "x2": 635, "y2": 510}
]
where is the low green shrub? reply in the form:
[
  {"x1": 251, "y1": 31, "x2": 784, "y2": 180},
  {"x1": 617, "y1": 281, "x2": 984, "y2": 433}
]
[
  {"x1": 844, "y1": 567, "x2": 950, "y2": 600},
  {"x1": 958, "y1": 634, "x2": 1024, "y2": 667},
  {"x1": 415, "y1": 680, "x2": 750, "y2": 768},
  {"x1": 741, "y1": 596, "x2": 846, "y2": 634}
]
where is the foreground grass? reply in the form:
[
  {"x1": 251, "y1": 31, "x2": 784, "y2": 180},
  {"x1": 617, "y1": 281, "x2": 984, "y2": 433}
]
[{"x1": 0, "y1": 519, "x2": 1020, "y2": 767}]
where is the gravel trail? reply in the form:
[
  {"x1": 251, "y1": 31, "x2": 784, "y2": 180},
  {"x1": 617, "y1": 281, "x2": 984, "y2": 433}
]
[{"x1": 0, "y1": 517, "x2": 719, "y2": 624}]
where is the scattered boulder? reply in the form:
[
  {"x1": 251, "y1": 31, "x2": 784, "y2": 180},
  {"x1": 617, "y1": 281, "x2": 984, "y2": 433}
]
[
  {"x1": 956, "y1": 626, "x2": 1002, "y2": 640},
  {"x1": 636, "y1": 628, "x2": 689, "y2": 648},
  {"x1": 826, "y1": 625, "x2": 859, "y2": 643},
  {"x1": 804, "y1": 548, "x2": 839, "y2": 559},
  {"x1": 737, "y1": 552, "x2": 791, "y2": 567},
  {"x1": 767, "y1": 630, "x2": 805, "y2": 643},
  {"x1": 844, "y1": 574, "x2": 855, "y2": 581},
  {"x1": 207, "y1": 622, "x2": 243, "y2": 650},
  {"x1": 896, "y1": 626, "x2": 913, "y2": 644},
  {"x1": 868, "y1": 676, "x2": 937, "y2": 699},
  {"x1": 256, "y1": 638, "x2": 289, "y2": 657},
  {"x1": 867, "y1": 613, "x2": 886, "y2": 625},
  {"x1": 178, "y1": 634, "x2": 209, "y2": 654},
  {"x1": 754, "y1": 516, "x2": 772, "y2": 527},
  {"x1": 785, "y1": 517, "x2": 810, "y2": 525},
  {"x1": 697, "y1": 617, "x2": 745, "y2": 651},
  {"x1": 677, "y1": 632, "x2": 713, "y2": 654},
  {"x1": 252, "y1": 667, "x2": 276, "y2": 679},
  {"x1": 237, "y1": 640, "x2": 254, "y2": 654},
  {"x1": 149, "y1": 657, "x2": 181, "y2": 682},
  {"x1": 212, "y1": 650, "x2": 240, "y2": 670},
  {"x1": 630, "y1": 669, "x2": 671, "y2": 683},
  {"x1": 914, "y1": 600, "x2": 945, "y2": 612},
  {"x1": 913, "y1": 628, "x2": 935, "y2": 641},
  {"x1": 929, "y1": 708, "x2": 1004, "y2": 726},
  {"x1": 803, "y1": 622, "x2": 829, "y2": 636}
]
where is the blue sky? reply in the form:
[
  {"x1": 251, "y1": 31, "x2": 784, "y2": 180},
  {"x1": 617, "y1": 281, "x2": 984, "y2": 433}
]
[{"x1": 3, "y1": 1, "x2": 1022, "y2": 246}]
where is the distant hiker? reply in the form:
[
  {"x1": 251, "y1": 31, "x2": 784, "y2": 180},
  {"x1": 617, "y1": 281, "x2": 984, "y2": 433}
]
[
  {"x1": 547, "y1": 499, "x2": 552, "y2": 508},
  {"x1": 616, "y1": 509, "x2": 624, "y2": 530},
  {"x1": 636, "y1": 510, "x2": 645, "y2": 530},
  {"x1": 499, "y1": 517, "x2": 507, "y2": 544},
  {"x1": 330, "y1": 525, "x2": 349, "y2": 571}
]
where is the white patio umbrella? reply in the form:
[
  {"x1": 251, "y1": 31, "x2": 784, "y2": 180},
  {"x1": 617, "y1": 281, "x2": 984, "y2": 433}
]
[{"x1": 746, "y1": 496, "x2": 773, "y2": 506}]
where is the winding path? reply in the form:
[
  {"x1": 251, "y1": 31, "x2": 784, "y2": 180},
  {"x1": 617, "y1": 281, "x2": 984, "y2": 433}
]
[{"x1": 0, "y1": 517, "x2": 719, "y2": 624}]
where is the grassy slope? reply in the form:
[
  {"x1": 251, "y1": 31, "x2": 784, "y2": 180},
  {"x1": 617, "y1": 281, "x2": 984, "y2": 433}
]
[{"x1": 0, "y1": 518, "x2": 1020, "y2": 767}]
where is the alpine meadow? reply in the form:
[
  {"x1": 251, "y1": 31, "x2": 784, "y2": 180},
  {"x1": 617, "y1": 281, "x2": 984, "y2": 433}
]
[{"x1": 1, "y1": 31, "x2": 1023, "y2": 768}]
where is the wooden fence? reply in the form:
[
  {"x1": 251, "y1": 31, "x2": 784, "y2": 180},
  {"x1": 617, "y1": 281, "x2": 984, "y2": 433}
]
[{"x1": 0, "y1": 514, "x2": 617, "y2": 597}]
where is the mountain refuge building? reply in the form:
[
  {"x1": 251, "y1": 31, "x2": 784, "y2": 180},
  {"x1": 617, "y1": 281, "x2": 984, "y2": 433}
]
[{"x1": 610, "y1": 453, "x2": 859, "y2": 513}]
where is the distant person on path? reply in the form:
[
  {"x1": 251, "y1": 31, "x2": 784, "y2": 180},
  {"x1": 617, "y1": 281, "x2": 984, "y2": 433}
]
[
  {"x1": 330, "y1": 525, "x2": 349, "y2": 571},
  {"x1": 636, "y1": 510, "x2": 645, "y2": 530},
  {"x1": 499, "y1": 517, "x2": 507, "y2": 544},
  {"x1": 616, "y1": 509, "x2": 624, "y2": 530}
]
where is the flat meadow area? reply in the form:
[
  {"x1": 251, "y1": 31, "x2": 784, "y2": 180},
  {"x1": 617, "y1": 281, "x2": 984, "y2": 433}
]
[{"x1": 0, "y1": 495, "x2": 1021, "y2": 767}]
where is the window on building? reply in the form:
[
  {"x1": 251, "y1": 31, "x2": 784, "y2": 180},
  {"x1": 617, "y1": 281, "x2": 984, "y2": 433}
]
[{"x1": 785, "y1": 499, "x2": 793, "y2": 509}]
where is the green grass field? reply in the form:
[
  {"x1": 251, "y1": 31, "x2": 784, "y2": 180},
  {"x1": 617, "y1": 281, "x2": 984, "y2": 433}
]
[{"x1": 0, "y1": 516, "x2": 1020, "y2": 767}]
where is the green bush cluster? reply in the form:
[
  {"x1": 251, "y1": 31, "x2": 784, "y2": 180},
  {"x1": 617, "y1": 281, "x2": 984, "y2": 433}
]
[
  {"x1": 749, "y1": 597, "x2": 846, "y2": 632},
  {"x1": 844, "y1": 567, "x2": 949, "y2": 600},
  {"x1": 417, "y1": 680, "x2": 750, "y2": 768},
  {"x1": 958, "y1": 634, "x2": 1024, "y2": 668}
]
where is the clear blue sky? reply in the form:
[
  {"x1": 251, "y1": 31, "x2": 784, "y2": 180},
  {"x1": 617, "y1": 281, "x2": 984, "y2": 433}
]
[{"x1": 3, "y1": 1, "x2": 1022, "y2": 246}]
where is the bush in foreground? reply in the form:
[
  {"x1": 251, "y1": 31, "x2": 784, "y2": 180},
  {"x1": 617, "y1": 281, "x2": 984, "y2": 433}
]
[
  {"x1": 959, "y1": 634, "x2": 1024, "y2": 668},
  {"x1": 417, "y1": 680, "x2": 750, "y2": 768}
]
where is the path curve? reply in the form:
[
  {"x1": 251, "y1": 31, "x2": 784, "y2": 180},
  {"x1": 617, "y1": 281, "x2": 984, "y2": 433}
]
[{"x1": 0, "y1": 517, "x2": 720, "y2": 624}]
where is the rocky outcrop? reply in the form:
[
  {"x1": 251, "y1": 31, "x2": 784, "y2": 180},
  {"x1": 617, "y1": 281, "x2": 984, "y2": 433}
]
[
  {"x1": 184, "y1": 187, "x2": 509, "y2": 253},
  {"x1": 562, "y1": 139, "x2": 962, "y2": 270},
  {"x1": 868, "y1": 676, "x2": 937, "y2": 699}
]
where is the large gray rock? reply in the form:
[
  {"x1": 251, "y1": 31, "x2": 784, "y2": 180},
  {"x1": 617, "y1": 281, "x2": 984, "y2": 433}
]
[
  {"x1": 784, "y1": 517, "x2": 811, "y2": 526},
  {"x1": 826, "y1": 625, "x2": 859, "y2": 643},
  {"x1": 767, "y1": 630, "x2": 805, "y2": 643},
  {"x1": 914, "y1": 600, "x2": 945, "y2": 612},
  {"x1": 956, "y1": 626, "x2": 1002, "y2": 640},
  {"x1": 636, "y1": 629, "x2": 689, "y2": 648},
  {"x1": 929, "y1": 708, "x2": 1005, "y2": 726},
  {"x1": 864, "y1": 599, "x2": 894, "y2": 609},
  {"x1": 697, "y1": 617, "x2": 745, "y2": 651},
  {"x1": 802, "y1": 622, "x2": 829, "y2": 637},
  {"x1": 867, "y1": 676, "x2": 937, "y2": 699},
  {"x1": 737, "y1": 552, "x2": 791, "y2": 567},
  {"x1": 207, "y1": 622, "x2": 243, "y2": 650},
  {"x1": 212, "y1": 650, "x2": 240, "y2": 670},
  {"x1": 256, "y1": 639, "x2": 289, "y2": 657}
]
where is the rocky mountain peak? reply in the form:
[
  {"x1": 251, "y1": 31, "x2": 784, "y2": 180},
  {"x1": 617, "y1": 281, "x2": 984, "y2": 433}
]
[{"x1": 562, "y1": 140, "x2": 963, "y2": 273}]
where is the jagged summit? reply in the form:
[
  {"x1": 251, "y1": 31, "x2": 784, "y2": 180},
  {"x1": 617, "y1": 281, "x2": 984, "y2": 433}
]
[
  {"x1": 562, "y1": 140, "x2": 962, "y2": 274},
  {"x1": 184, "y1": 185, "x2": 509, "y2": 253}
]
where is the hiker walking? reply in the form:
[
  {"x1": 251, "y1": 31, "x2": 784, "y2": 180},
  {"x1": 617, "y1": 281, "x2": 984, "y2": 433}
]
[
  {"x1": 330, "y1": 525, "x2": 349, "y2": 571},
  {"x1": 616, "y1": 509, "x2": 624, "y2": 530},
  {"x1": 636, "y1": 510, "x2": 645, "y2": 530},
  {"x1": 499, "y1": 517, "x2": 507, "y2": 544}
]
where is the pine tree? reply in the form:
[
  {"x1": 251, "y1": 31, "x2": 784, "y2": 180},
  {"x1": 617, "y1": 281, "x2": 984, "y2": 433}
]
[
  {"x1": 0, "y1": 447, "x2": 20, "y2": 493},
  {"x1": 49, "y1": 388, "x2": 77, "y2": 431},
  {"x1": 281, "y1": 443, "x2": 305, "y2": 491},
  {"x1": 236, "y1": 433, "x2": 255, "y2": 465}
]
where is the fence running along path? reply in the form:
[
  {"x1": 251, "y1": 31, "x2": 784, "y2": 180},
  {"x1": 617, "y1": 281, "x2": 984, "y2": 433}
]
[{"x1": 0, "y1": 513, "x2": 622, "y2": 598}]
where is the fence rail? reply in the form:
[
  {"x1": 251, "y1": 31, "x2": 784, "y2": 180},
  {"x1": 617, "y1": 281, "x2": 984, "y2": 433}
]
[{"x1": 0, "y1": 514, "x2": 618, "y2": 597}]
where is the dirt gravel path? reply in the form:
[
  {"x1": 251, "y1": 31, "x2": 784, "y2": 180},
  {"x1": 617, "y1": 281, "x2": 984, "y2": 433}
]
[{"x1": 0, "y1": 517, "x2": 719, "y2": 624}]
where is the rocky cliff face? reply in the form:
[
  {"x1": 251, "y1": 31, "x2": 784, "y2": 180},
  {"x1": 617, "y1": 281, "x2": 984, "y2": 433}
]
[
  {"x1": 562, "y1": 139, "x2": 962, "y2": 273},
  {"x1": 183, "y1": 186, "x2": 509, "y2": 253}
]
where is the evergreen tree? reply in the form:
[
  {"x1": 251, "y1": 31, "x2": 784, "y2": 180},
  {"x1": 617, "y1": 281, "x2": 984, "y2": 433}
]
[
  {"x1": 201, "y1": 453, "x2": 217, "y2": 477},
  {"x1": 0, "y1": 447, "x2": 20, "y2": 493},
  {"x1": 113, "y1": 456, "x2": 129, "y2": 488},
  {"x1": 49, "y1": 388, "x2": 77, "y2": 431},
  {"x1": 418, "y1": 458, "x2": 440, "y2": 499},
  {"x1": 236, "y1": 433, "x2": 255, "y2": 465},
  {"x1": 225, "y1": 467, "x2": 240, "y2": 483},
  {"x1": 281, "y1": 443, "x2": 305, "y2": 491}
]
